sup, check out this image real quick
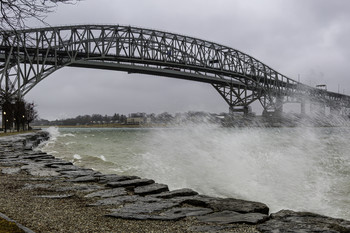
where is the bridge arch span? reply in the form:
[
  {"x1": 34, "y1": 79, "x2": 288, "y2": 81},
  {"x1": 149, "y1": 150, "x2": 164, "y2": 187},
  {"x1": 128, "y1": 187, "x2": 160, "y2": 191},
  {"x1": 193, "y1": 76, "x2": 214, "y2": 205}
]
[{"x1": 1, "y1": 24, "x2": 349, "y2": 114}]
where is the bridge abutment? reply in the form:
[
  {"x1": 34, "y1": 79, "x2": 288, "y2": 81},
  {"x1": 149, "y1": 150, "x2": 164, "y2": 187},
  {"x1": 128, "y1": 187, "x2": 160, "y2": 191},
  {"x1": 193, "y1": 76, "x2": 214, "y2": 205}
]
[{"x1": 229, "y1": 106, "x2": 249, "y2": 115}]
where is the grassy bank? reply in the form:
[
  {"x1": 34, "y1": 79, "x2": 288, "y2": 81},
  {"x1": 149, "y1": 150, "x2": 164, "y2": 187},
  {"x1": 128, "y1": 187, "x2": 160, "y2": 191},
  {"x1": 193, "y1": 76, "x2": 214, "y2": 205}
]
[
  {"x1": 0, "y1": 130, "x2": 36, "y2": 137},
  {"x1": 33, "y1": 123, "x2": 168, "y2": 129},
  {"x1": 0, "y1": 218, "x2": 24, "y2": 233}
]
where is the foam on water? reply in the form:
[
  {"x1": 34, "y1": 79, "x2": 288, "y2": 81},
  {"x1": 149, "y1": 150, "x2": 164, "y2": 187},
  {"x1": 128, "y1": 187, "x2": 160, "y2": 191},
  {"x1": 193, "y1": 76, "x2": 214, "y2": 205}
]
[
  {"x1": 139, "y1": 125, "x2": 350, "y2": 219},
  {"x1": 40, "y1": 125, "x2": 350, "y2": 220},
  {"x1": 73, "y1": 154, "x2": 82, "y2": 160}
]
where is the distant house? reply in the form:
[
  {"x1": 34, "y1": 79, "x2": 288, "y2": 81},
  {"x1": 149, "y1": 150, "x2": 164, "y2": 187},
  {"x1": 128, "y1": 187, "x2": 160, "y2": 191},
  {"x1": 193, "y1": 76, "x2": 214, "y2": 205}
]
[{"x1": 126, "y1": 113, "x2": 151, "y2": 125}]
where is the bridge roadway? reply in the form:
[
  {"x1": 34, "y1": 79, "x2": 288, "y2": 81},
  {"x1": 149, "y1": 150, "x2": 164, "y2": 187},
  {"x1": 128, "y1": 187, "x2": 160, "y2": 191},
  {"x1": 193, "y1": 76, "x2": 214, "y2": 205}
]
[{"x1": 0, "y1": 24, "x2": 349, "y2": 114}]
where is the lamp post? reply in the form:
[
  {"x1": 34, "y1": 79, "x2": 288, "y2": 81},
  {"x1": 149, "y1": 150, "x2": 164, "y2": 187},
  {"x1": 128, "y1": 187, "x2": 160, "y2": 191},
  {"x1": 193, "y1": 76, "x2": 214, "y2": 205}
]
[
  {"x1": 22, "y1": 115, "x2": 25, "y2": 131},
  {"x1": 3, "y1": 111, "x2": 6, "y2": 133}
]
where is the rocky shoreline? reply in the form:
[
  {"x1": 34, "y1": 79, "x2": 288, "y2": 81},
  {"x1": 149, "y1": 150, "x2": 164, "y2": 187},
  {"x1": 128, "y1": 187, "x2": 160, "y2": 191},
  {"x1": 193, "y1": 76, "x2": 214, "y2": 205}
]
[{"x1": 0, "y1": 131, "x2": 350, "y2": 232}]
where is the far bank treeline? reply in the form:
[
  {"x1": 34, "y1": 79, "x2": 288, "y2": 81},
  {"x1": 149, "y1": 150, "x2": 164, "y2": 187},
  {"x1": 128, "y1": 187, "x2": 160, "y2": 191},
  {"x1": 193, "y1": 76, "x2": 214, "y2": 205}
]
[
  {"x1": 2, "y1": 98, "x2": 38, "y2": 132},
  {"x1": 34, "y1": 112, "x2": 226, "y2": 126}
]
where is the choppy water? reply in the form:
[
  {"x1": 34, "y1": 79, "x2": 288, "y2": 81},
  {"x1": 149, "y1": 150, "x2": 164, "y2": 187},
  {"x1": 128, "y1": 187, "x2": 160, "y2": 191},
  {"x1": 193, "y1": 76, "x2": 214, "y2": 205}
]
[{"x1": 38, "y1": 125, "x2": 350, "y2": 220}]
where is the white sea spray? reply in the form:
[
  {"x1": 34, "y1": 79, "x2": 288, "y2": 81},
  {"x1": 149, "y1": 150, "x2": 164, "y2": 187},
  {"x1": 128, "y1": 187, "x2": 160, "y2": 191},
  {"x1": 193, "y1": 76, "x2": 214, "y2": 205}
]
[{"x1": 40, "y1": 125, "x2": 350, "y2": 220}]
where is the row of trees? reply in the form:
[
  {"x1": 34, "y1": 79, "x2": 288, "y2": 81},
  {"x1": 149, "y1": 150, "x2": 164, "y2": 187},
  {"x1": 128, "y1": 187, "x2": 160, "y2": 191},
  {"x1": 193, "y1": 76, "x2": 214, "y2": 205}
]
[
  {"x1": 34, "y1": 111, "x2": 225, "y2": 126},
  {"x1": 2, "y1": 98, "x2": 38, "y2": 132},
  {"x1": 45, "y1": 114, "x2": 129, "y2": 126},
  {"x1": 0, "y1": 0, "x2": 78, "y2": 131}
]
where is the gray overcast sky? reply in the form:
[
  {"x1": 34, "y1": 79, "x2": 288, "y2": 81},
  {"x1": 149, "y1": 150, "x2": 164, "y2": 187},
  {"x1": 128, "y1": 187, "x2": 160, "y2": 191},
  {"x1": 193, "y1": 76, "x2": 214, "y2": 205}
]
[{"x1": 25, "y1": 0, "x2": 350, "y2": 120}]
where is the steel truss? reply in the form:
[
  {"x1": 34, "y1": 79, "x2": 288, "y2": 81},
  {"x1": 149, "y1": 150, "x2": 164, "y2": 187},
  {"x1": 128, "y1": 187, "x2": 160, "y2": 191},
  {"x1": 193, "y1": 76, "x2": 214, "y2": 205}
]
[{"x1": 0, "y1": 25, "x2": 349, "y2": 112}]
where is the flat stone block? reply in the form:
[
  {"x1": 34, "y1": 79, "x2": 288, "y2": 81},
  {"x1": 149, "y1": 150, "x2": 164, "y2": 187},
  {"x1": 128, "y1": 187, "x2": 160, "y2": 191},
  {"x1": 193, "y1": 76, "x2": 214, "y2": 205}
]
[
  {"x1": 85, "y1": 188, "x2": 127, "y2": 198},
  {"x1": 1, "y1": 167, "x2": 21, "y2": 175},
  {"x1": 35, "y1": 194, "x2": 74, "y2": 199},
  {"x1": 257, "y1": 210, "x2": 350, "y2": 233},
  {"x1": 134, "y1": 183, "x2": 169, "y2": 196},
  {"x1": 106, "y1": 178, "x2": 155, "y2": 188},
  {"x1": 89, "y1": 195, "x2": 158, "y2": 206},
  {"x1": 151, "y1": 188, "x2": 198, "y2": 199},
  {"x1": 197, "y1": 210, "x2": 268, "y2": 225}
]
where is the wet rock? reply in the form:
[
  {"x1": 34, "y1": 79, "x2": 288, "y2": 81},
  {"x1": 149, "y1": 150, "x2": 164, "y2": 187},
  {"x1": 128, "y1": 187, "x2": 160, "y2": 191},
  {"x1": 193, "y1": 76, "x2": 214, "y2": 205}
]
[
  {"x1": 35, "y1": 194, "x2": 74, "y2": 199},
  {"x1": 95, "y1": 174, "x2": 140, "y2": 184},
  {"x1": 257, "y1": 210, "x2": 350, "y2": 233},
  {"x1": 20, "y1": 154, "x2": 54, "y2": 160},
  {"x1": 55, "y1": 184, "x2": 103, "y2": 193},
  {"x1": 85, "y1": 188, "x2": 127, "y2": 198},
  {"x1": 110, "y1": 200, "x2": 179, "y2": 216},
  {"x1": 43, "y1": 161, "x2": 74, "y2": 168},
  {"x1": 188, "y1": 225, "x2": 238, "y2": 232},
  {"x1": 1, "y1": 167, "x2": 21, "y2": 174},
  {"x1": 134, "y1": 183, "x2": 169, "y2": 196},
  {"x1": 172, "y1": 195, "x2": 269, "y2": 215},
  {"x1": 151, "y1": 188, "x2": 199, "y2": 199},
  {"x1": 89, "y1": 195, "x2": 158, "y2": 206},
  {"x1": 29, "y1": 177, "x2": 59, "y2": 182},
  {"x1": 197, "y1": 210, "x2": 269, "y2": 225},
  {"x1": 22, "y1": 183, "x2": 54, "y2": 190},
  {"x1": 50, "y1": 164, "x2": 81, "y2": 172},
  {"x1": 106, "y1": 178, "x2": 155, "y2": 188},
  {"x1": 65, "y1": 175, "x2": 101, "y2": 183},
  {"x1": 106, "y1": 212, "x2": 158, "y2": 220},
  {"x1": 21, "y1": 164, "x2": 60, "y2": 177},
  {"x1": 59, "y1": 169, "x2": 97, "y2": 178},
  {"x1": 207, "y1": 197, "x2": 269, "y2": 215},
  {"x1": 160, "y1": 207, "x2": 213, "y2": 219},
  {"x1": 106, "y1": 212, "x2": 188, "y2": 221}
]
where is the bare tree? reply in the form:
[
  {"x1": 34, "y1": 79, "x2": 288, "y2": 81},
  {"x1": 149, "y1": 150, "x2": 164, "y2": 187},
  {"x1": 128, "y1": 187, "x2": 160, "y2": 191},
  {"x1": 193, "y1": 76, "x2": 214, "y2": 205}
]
[
  {"x1": 25, "y1": 101, "x2": 38, "y2": 129},
  {"x1": 0, "y1": 0, "x2": 80, "y2": 30}
]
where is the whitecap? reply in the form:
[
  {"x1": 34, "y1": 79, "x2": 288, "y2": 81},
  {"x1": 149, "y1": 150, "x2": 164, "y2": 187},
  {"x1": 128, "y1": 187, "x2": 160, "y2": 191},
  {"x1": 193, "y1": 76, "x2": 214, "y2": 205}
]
[
  {"x1": 61, "y1": 133, "x2": 76, "y2": 137},
  {"x1": 65, "y1": 141, "x2": 77, "y2": 146}
]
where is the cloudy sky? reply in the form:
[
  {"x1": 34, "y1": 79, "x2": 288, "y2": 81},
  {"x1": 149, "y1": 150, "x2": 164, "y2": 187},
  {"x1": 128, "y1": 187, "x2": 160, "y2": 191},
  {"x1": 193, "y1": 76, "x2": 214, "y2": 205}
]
[{"x1": 25, "y1": 0, "x2": 350, "y2": 120}]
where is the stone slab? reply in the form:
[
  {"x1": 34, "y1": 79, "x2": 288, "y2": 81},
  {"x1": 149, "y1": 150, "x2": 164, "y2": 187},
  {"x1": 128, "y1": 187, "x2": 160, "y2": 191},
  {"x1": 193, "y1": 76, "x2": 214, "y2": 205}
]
[
  {"x1": 1, "y1": 167, "x2": 21, "y2": 174},
  {"x1": 109, "y1": 200, "x2": 179, "y2": 215},
  {"x1": 134, "y1": 183, "x2": 169, "y2": 196},
  {"x1": 89, "y1": 195, "x2": 158, "y2": 206},
  {"x1": 257, "y1": 210, "x2": 350, "y2": 233},
  {"x1": 161, "y1": 207, "x2": 213, "y2": 218},
  {"x1": 151, "y1": 188, "x2": 198, "y2": 199},
  {"x1": 106, "y1": 178, "x2": 155, "y2": 188},
  {"x1": 197, "y1": 210, "x2": 269, "y2": 225},
  {"x1": 65, "y1": 175, "x2": 101, "y2": 183},
  {"x1": 35, "y1": 194, "x2": 74, "y2": 199},
  {"x1": 55, "y1": 184, "x2": 103, "y2": 193},
  {"x1": 85, "y1": 188, "x2": 127, "y2": 198}
]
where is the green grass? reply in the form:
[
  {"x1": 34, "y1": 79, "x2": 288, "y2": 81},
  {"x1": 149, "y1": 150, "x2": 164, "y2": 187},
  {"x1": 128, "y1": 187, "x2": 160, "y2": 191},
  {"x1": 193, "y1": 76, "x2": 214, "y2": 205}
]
[
  {"x1": 0, "y1": 218, "x2": 24, "y2": 233},
  {"x1": 0, "y1": 130, "x2": 35, "y2": 137}
]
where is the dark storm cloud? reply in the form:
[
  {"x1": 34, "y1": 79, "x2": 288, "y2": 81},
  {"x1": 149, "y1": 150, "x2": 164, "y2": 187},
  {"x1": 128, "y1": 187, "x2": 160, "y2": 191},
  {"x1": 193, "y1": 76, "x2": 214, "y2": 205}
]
[{"x1": 25, "y1": 0, "x2": 350, "y2": 119}]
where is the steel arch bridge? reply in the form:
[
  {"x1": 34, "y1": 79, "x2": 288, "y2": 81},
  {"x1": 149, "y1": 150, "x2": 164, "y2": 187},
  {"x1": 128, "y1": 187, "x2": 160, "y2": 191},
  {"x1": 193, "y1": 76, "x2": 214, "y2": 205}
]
[{"x1": 0, "y1": 24, "x2": 349, "y2": 114}]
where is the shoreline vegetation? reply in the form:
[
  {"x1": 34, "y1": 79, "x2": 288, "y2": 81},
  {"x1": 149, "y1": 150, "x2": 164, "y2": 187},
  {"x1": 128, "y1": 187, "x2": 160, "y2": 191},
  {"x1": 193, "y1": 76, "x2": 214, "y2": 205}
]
[
  {"x1": 1, "y1": 131, "x2": 350, "y2": 232},
  {"x1": 33, "y1": 111, "x2": 350, "y2": 129},
  {"x1": 33, "y1": 123, "x2": 169, "y2": 129}
]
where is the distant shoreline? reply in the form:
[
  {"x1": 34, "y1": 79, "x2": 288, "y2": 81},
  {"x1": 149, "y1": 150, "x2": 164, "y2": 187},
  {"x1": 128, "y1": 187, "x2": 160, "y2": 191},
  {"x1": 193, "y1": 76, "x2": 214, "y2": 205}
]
[{"x1": 33, "y1": 123, "x2": 169, "y2": 129}]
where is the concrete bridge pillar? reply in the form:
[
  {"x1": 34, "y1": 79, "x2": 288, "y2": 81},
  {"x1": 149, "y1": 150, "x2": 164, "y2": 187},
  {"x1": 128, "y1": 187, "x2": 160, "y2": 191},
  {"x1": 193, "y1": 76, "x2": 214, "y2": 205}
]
[
  {"x1": 330, "y1": 105, "x2": 341, "y2": 115},
  {"x1": 310, "y1": 102, "x2": 326, "y2": 116},
  {"x1": 274, "y1": 95, "x2": 284, "y2": 117},
  {"x1": 229, "y1": 106, "x2": 249, "y2": 116},
  {"x1": 301, "y1": 100, "x2": 306, "y2": 115}
]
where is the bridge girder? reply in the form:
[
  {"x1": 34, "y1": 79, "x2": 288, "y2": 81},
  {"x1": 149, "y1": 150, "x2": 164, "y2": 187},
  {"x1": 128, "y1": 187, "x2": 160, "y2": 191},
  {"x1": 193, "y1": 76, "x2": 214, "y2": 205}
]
[{"x1": 0, "y1": 25, "x2": 350, "y2": 112}]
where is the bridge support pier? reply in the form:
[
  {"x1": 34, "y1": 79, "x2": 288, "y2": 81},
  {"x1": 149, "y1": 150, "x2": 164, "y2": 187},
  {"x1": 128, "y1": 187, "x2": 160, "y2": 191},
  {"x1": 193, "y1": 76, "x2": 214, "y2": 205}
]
[
  {"x1": 310, "y1": 102, "x2": 326, "y2": 116},
  {"x1": 229, "y1": 106, "x2": 249, "y2": 115},
  {"x1": 330, "y1": 105, "x2": 341, "y2": 116},
  {"x1": 301, "y1": 100, "x2": 306, "y2": 115}
]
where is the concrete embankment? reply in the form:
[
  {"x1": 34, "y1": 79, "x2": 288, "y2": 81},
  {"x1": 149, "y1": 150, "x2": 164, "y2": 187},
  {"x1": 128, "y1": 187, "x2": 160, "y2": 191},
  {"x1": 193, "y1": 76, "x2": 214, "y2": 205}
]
[{"x1": 0, "y1": 131, "x2": 349, "y2": 232}]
